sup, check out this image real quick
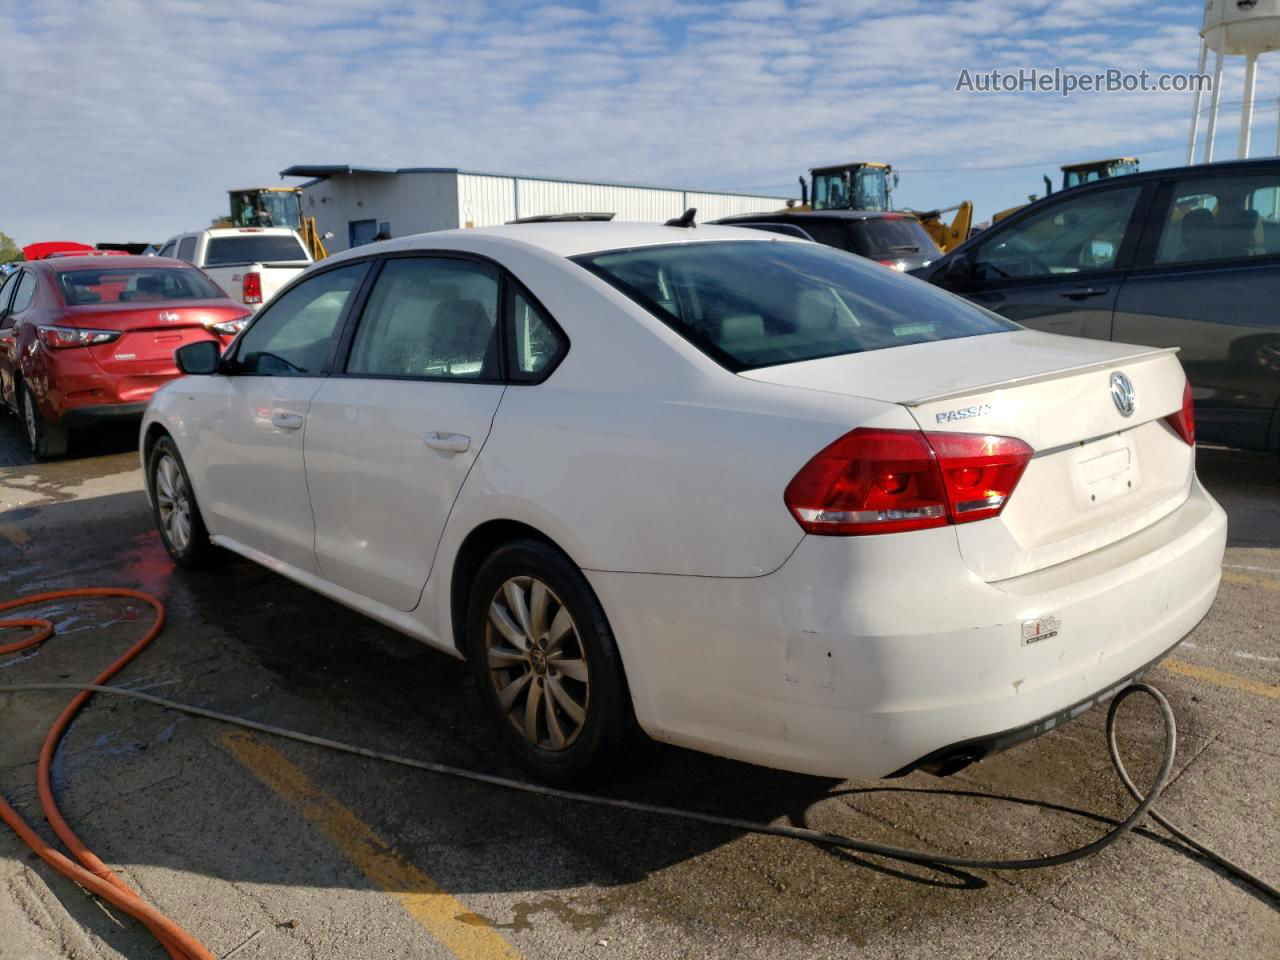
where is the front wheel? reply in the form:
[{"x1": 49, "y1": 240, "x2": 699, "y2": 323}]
[
  {"x1": 467, "y1": 540, "x2": 634, "y2": 784},
  {"x1": 22, "y1": 385, "x2": 68, "y2": 459},
  {"x1": 147, "y1": 436, "x2": 215, "y2": 568}
]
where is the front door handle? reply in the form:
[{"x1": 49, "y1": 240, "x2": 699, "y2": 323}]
[
  {"x1": 424, "y1": 432, "x2": 470, "y2": 454},
  {"x1": 271, "y1": 411, "x2": 304, "y2": 430},
  {"x1": 1061, "y1": 286, "x2": 1109, "y2": 300}
]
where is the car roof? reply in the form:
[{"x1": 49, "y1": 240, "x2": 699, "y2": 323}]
[
  {"x1": 325, "y1": 221, "x2": 798, "y2": 263},
  {"x1": 41, "y1": 254, "x2": 190, "y2": 273},
  {"x1": 202, "y1": 226, "x2": 301, "y2": 237},
  {"x1": 717, "y1": 210, "x2": 911, "y2": 223}
]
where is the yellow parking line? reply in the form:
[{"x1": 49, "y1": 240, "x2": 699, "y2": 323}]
[
  {"x1": 1160, "y1": 659, "x2": 1280, "y2": 701},
  {"x1": 0, "y1": 521, "x2": 30, "y2": 548},
  {"x1": 221, "y1": 732, "x2": 523, "y2": 960},
  {"x1": 1220, "y1": 571, "x2": 1280, "y2": 594}
]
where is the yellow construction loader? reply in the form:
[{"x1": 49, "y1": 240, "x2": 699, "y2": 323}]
[
  {"x1": 789, "y1": 161, "x2": 974, "y2": 253},
  {"x1": 218, "y1": 187, "x2": 329, "y2": 260}
]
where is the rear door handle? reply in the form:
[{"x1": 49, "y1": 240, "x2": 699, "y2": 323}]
[
  {"x1": 271, "y1": 411, "x2": 304, "y2": 430},
  {"x1": 424, "y1": 432, "x2": 470, "y2": 454},
  {"x1": 1061, "y1": 286, "x2": 1109, "y2": 300}
]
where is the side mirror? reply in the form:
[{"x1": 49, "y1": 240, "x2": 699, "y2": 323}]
[{"x1": 176, "y1": 340, "x2": 221, "y2": 375}]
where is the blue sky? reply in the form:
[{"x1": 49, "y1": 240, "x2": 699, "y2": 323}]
[{"x1": 1, "y1": 0, "x2": 1270, "y2": 245}]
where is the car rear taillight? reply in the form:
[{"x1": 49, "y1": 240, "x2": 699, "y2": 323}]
[
  {"x1": 784, "y1": 428, "x2": 1033, "y2": 536},
  {"x1": 1164, "y1": 380, "x2": 1195, "y2": 446},
  {"x1": 242, "y1": 271, "x2": 262, "y2": 305},
  {"x1": 208, "y1": 314, "x2": 251, "y2": 336},
  {"x1": 877, "y1": 259, "x2": 907, "y2": 271},
  {"x1": 36, "y1": 325, "x2": 122, "y2": 349}
]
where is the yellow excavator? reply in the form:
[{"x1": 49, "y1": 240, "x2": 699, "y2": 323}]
[
  {"x1": 788, "y1": 161, "x2": 974, "y2": 253},
  {"x1": 217, "y1": 187, "x2": 329, "y2": 260}
]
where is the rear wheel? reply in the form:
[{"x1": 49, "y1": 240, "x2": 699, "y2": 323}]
[
  {"x1": 148, "y1": 436, "x2": 214, "y2": 568},
  {"x1": 22, "y1": 384, "x2": 68, "y2": 459},
  {"x1": 467, "y1": 540, "x2": 634, "y2": 784}
]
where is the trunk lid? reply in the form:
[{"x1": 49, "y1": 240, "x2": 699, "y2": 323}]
[
  {"x1": 64, "y1": 302, "x2": 245, "y2": 374},
  {"x1": 742, "y1": 330, "x2": 1195, "y2": 581}
]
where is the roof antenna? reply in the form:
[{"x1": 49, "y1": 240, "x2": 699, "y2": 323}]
[{"x1": 665, "y1": 207, "x2": 697, "y2": 228}]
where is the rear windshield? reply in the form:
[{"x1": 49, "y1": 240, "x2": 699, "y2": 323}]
[
  {"x1": 58, "y1": 267, "x2": 224, "y2": 306},
  {"x1": 849, "y1": 218, "x2": 940, "y2": 259},
  {"x1": 573, "y1": 240, "x2": 1015, "y2": 371},
  {"x1": 205, "y1": 235, "x2": 309, "y2": 267}
]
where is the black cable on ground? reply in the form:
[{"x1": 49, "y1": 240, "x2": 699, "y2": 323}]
[{"x1": 2, "y1": 680, "x2": 1275, "y2": 905}]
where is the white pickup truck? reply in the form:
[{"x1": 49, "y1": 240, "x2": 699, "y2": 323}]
[{"x1": 156, "y1": 227, "x2": 312, "y2": 312}]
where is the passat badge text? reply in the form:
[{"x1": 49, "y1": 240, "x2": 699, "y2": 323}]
[{"x1": 936, "y1": 403, "x2": 992, "y2": 424}]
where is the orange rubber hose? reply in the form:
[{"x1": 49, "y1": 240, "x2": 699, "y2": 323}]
[{"x1": 0, "y1": 589, "x2": 215, "y2": 960}]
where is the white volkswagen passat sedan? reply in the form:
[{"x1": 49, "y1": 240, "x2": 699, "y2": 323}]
[{"x1": 141, "y1": 222, "x2": 1226, "y2": 783}]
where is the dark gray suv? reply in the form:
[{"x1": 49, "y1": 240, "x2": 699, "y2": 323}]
[{"x1": 916, "y1": 158, "x2": 1280, "y2": 454}]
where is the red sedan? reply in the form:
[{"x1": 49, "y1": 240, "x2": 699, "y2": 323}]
[{"x1": 0, "y1": 256, "x2": 250, "y2": 458}]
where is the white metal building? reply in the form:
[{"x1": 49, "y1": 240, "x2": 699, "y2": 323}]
[{"x1": 280, "y1": 165, "x2": 789, "y2": 252}]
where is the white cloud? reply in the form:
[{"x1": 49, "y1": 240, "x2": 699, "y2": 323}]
[{"x1": 0, "y1": 0, "x2": 1261, "y2": 244}]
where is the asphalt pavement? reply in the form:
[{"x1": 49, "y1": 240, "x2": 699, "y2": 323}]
[{"x1": 0, "y1": 414, "x2": 1276, "y2": 960}]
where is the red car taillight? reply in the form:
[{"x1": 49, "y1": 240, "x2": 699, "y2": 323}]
[
  {"x1": 242, "y1": 271, "x2": 262, "y2": 305},
  {"x1": 36, "y1": 325, "x2": 122, "y2": 349},
  {"x1": 1165, "y1": 380, "x2": 1195, "y2": 446},
  {"x1": 784, "y1": 428, "x2": 1033, "y2": 536}
]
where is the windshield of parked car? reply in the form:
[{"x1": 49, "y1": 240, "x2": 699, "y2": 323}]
[
  {"x1": 574, "y1": 240, "x2": 1015, "y2": 371},
  {"x1": 57, "y1": 267, "x2": 225, "y2": 305},
  {"x1": 205, "y1": 235, "x2": 309, "y2": 267}
]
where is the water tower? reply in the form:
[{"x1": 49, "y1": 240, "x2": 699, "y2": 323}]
[{"x1": 1187, "y1": 0, "x2": 1280, "y2": 163}]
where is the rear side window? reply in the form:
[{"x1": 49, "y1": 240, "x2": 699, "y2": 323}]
[
  {"x1": 176, "y1": 237, "x2": 197, "y2": 263},
  {"x1": 235, "y1": 263, "x2": 366, "y2": 376},
  {"x1": 0, "y1": 272, "x2": 20, "y2": 316},
  {"x1": 849, "y1": 218, "x2": 939, "y2": 259},
  {"x1": 510, "y1": 287, "x2": 566, "y2": 381},
  {"x1": 11, "y1": 272, "x2": 37, "y2": 313},
  {"x1": 1154, "y1": 173, "x2": 1280, "y2": 264},
  {"x1": 206, "y1": 235, "x2": 309, "y2": 267},
  {"x1": 347, "y1": 258, "x2": 500, "y2": 380},
  {"x1": 574, "y1": 240, "x2": 1016, "y2": 372},
  {"x1": 158, "y1": 241, "x2": 177, "y2": 258}
]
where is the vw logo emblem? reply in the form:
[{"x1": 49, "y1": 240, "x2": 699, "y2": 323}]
[
  {"x1": 1110, "y1": 371, "x2": 1136, "y2": 417},
  {"x1": 158, "y1": 311, "x2": 180, "y2": 323}
]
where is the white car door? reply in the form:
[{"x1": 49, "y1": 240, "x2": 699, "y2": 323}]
[
  {"x1": 195, "y1": 261, "x2": 370, "y2": 574},
  {"x1": 304, "y1": 255, "x2": 524, "y2": 611}
]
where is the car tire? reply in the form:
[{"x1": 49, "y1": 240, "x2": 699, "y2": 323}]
[
  {"x1": 147, "y1": 436, "x2": 215, "y2": 569},
  {"x1": 466, "y1": 539, "x2": 635, "y2": 785},
  {"x1": 22, "y1": 384, "x2": 69, "y2": 460}
]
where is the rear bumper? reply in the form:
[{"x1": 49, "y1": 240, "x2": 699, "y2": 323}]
[
  {"x1": 61, "y1": 402, "x2": 148, "y2": 428},
  {"x1": 588, "y1": 477, "x2": 1227, "y2": 779}
]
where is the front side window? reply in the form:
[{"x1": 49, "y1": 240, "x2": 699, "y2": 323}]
[
  {"x1": 58, "y1": 267, "x2": 223, "y2": 305},
  {"x1": 176, "y1": 237, "x2": 197, "y2": 263},
  {"x1": 347, "y1": 258, "x2": 500, "y2": 379},
  {"x1": 1154, "y1": 174, "x2": 1280, "y2": 264},
  {"x1": 235, "y1": 263, "x2": 366, "y2": 376},
  {"x1": 973, "y1": 185, "x2": 1141, "y2": 280},
  {"x1": 574, "y1": 240, "x2": 1016, "y2": 372}
]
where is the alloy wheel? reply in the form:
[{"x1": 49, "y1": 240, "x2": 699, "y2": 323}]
[
  {"x1": 154, "y1": 454, "x2": 192, "y2": 553},
  {"x1": 485, "y1": 576, "x2": 590, "y2": 751}
]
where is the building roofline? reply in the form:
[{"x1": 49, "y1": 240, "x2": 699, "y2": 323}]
[{"x1": 279, "y1": 164, "x2": 787, "y2": 200}]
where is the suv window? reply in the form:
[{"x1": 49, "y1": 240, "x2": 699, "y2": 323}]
[
  {"x1": 158, "y1": 241, "x2": 177, "y2": 258},
  {"x1": 176, "y1": 236, "x2": 197, "y2": 263},
  {"x1": 1154, "y1": 173, "x2": 1280, "y2": 264},
  {"x1": 235, "y1": 263, "x2": 366, "y2": 376},
  {"x1": 347, "y1": 258, "x2": 500, "y2": 379},
  {"x1": 974, "y1": 185, "x2": 1141, "y2": 280},
  {"x1": 11, "y1": 272, "x2": 37, "y2": 313},
  {"x1": 849, "y1": 218, "x2": 939, "y2": 260},
  {"x1": 574, "y1": 240, "x2": 1015, "y2": 372}
]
